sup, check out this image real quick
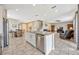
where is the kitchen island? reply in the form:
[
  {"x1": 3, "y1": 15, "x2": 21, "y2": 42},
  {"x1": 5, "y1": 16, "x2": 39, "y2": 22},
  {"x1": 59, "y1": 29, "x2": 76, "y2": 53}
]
[
  {"x1": 25, "y1": 32, "x2": 54, "y2": 55},
  {"x1": 0, "y1": 34, "x2": 2, "y2": 55}
]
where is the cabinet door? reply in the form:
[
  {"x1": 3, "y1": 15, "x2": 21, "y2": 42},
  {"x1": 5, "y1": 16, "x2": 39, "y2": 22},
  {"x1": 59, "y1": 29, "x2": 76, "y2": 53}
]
[
  {"x1": 25, "y1": 33, "x2": 36, "y2": 47},
  {"x1": 25, "y1": 33, "x2": 30, "y2": 42},
  {"x1": 32, "y1": 21, "x2": 42, "y2": 31},
  {"x1": 30, "y1": 33, "x2": 36, "y2": 47}
]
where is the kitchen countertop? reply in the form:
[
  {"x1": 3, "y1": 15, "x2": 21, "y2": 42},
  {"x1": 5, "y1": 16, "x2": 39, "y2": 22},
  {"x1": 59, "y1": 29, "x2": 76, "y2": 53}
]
[
  {"x1": 25, "y1": 31, "x2": 54, "y2": 55},
  {"x1": 27, "y1": 31, "x2": 53, "y2": 35}
]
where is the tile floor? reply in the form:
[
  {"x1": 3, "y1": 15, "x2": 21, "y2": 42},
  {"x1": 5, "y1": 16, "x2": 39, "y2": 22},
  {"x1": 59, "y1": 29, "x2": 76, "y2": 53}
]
[
  {"x1": 49, "y1": 33, "x2": 79, "y2": 55},
  {"x1": 2, "y1": 35, "x2": 43, "y2": 55},
  {"x1": 2, "y1": 33, "x2": 79, "y2": 55}
]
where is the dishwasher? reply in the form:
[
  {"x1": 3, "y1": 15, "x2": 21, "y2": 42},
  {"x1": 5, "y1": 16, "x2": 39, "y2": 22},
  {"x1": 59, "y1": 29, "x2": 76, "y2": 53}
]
[{"x1": 36, "y1": 34, "x2": 45, "y2": 53}]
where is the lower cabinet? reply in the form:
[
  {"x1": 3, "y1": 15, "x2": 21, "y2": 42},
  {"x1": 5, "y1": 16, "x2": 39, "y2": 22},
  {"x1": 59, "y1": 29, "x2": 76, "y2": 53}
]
[
  {"x1": 25, "y1": 32, "x2": 54, "y2": 55},
  {"x1": 36, "y1": 34, "x2": 54, "y2": 54},
  {"x1": 25, "y1": 32, "x2": 36, "y2": 47}
]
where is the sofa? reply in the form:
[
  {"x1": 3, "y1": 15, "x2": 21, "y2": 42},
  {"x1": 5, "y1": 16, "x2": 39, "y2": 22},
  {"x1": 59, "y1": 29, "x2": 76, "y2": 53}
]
[{"x1": 59, "y1": 30, "x2": 74, "y2": 39}]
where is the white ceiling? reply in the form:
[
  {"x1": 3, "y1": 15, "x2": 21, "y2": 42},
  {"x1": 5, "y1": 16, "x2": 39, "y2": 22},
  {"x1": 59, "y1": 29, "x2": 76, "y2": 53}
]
[{"x1": 3, "y1": 4, "x2": 77, "y2": 23}]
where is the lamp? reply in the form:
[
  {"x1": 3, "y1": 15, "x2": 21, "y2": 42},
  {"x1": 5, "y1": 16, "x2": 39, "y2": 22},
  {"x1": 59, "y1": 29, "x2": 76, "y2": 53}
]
[{"x1": 70, "y1": 27, "x2": 73, "y2": 30}]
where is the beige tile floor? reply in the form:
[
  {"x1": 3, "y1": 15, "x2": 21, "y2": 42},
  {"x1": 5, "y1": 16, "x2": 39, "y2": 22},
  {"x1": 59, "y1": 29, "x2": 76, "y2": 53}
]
[
  {"x1": 49, "y1": 33, "x2": 79, "y2": 55},
  {"x1": 2, "y1": 35, "x2": 43, "y2": 55},
  {"x1": 2, "y1": 33, "x2": 79, "y2": 55}
]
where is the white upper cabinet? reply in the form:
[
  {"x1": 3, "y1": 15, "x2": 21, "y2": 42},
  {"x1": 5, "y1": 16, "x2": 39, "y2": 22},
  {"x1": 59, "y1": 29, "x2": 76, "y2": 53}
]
[{"x1": 32, "y1": 20, "x2": 43, "y2": 31}]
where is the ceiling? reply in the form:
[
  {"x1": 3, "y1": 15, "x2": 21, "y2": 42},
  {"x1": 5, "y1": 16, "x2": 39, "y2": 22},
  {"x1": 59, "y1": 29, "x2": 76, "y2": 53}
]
[{"x1": 3, "y1": 4, "x2": 77, "y2": 23}]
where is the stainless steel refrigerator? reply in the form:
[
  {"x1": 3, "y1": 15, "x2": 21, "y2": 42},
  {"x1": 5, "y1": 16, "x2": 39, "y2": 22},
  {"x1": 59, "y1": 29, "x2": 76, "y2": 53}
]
[{"x1": 3, "y1": 18, "x2": 8, "y2": 47}]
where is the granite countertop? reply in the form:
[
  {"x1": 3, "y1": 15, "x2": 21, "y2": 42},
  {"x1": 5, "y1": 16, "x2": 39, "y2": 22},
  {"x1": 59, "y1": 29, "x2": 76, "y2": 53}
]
[{"x1": 27, "y1": 31, "x2": 53, "y2": 35}]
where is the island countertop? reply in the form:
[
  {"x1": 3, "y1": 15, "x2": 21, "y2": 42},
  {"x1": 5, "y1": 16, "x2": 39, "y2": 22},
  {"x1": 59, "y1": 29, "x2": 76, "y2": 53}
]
[
  {"x1": 27, "y1": 31, "x2": 53, "y2": 35},
  {"x1": 25, "y1": 31, "x2": 54, "y2": 55}
]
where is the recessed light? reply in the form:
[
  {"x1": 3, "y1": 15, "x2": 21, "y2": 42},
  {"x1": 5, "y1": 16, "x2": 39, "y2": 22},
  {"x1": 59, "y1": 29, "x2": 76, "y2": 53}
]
[
  {"x1": 33, "y1": 4, "x2": 36, "y2": 6},
  {"x1": 55, "y1": 10, "x2": 58, "y2": 12},
  {"x1": 56, "y1": 20, "x2": 61, "y2": 22},
  {"x1": 16, "y1": 9, "x2": 19, "y2": 11},
  {"x1": 35, "y1": 14, "x2": 39, "y2": 16}
]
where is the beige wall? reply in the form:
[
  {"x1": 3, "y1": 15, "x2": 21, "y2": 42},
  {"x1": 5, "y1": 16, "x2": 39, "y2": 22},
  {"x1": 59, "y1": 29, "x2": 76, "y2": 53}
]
[
  {"x1": 19, "y1": 20, "x2": 73, "y2": 32},
  {"x1": 21, "y1": 23, "x2": 28, "y2": 32},
  {"x1": 8, "y1": 18, "x2": 20, "y2": 31},
  {"x1": 53, "y1": 21, "x2": 73, "y2": 31},
  {"x1": 42, "y1": 21, "x2": 73, "y2": 32},
  {"x1": 21, "y1": 20, "x2": 43, "y2": 32},
  {"x1": 27, "y1": 22, "x2": 32, "y2": 32}
]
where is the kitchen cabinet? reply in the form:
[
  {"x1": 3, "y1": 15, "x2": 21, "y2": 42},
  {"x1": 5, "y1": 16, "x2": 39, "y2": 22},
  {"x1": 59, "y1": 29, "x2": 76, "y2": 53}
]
[
  {"x1": 27, "y1": 22, "x2": 33, "y2": 32},
  {"x1": 21, "y1": 20, "x2": 43, "y2": 32},
  {"x1": 25, "y1": 32, "x2": 54, "y2": 55},
  {"x1": 32, "y1": 20, "x2": 43, "y2": 31},
  {"x1": 36, "y1": 32, "x2": 54, "y2": 54},
  {"x1": 25, "y1": 32, "x2": 36, "y2": 47}
]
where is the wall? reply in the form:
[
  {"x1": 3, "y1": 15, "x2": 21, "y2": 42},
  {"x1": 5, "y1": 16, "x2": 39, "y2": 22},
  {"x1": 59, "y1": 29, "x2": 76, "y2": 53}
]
[
  {"x1": 8, "y1": 18, "x2": 20, "y2": 32},
  {"x1": 0, "y1": 6, "x2": 6, "y2": 34},
  {"x1": 20, "y1": 20, "x2": 43, "y2": 32},
  {"x1": 41, "y1": 21, "x2": 73, "y2": 32},
  {"x1": 54, "y1": 21, "x2": 73, "y2": 31},
  {"x1": 21, "y1": 23, "x2": 28, "y2": 32}
]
